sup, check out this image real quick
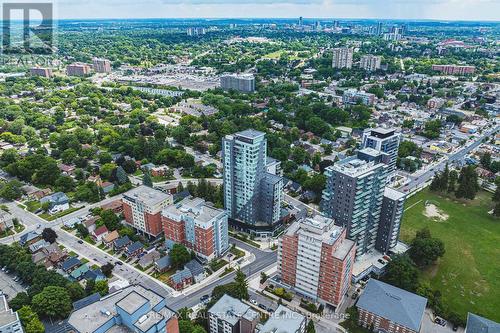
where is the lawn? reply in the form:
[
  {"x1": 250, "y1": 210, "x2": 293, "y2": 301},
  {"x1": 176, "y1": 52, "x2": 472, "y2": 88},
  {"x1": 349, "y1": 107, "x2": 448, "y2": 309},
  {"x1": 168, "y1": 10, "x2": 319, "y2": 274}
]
[{"x1": 401, "y1": 189, "x2": 500, "y2": 321}]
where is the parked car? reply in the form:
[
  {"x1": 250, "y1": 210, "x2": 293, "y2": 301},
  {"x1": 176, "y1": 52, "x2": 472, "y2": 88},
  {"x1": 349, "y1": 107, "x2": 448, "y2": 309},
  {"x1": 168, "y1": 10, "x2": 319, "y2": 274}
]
[
  {"x1": 200, "y1": 295, "x2": 210, "y2": 303},
  {"x1": 116, "y1": 261, "x2": 123, "y2": 265},
  {"x1": 258, "y1": 304, "x2": 267, "y2": 310},
  {"x1": 78, "y1": 240, "x2": 83, "y2": 244},
  {"x1": 250, "y1": 299, "x2": 257, "y2": 305}
]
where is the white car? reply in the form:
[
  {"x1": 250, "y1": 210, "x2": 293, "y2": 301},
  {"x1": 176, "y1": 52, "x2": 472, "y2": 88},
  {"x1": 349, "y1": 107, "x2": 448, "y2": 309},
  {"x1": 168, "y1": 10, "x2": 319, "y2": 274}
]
[{"x1": 250, "y1": 299, "x2": 257, "y2": 305}]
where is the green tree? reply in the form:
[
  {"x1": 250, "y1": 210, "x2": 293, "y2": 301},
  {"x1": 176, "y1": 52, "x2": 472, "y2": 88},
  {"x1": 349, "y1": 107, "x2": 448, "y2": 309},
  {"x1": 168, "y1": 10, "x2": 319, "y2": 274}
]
[
  {"x1": 455, "y1": 166, "x2": 479, "y2": 200},
  {"x1": 66, "y1": 282, "x2": 86, "y2": 301},
  {"x1": 143, "y1": 171, "x2": 153, "y2": 187},
  {"x1": 170, "y1": 244, "x2": 191, "y2": 269},
  {"x1": 31, "y1": 286, "x2": 72, "y2": 319},
  {"x1": 494, "y1": 202, "x2": 500, "y2": 217},
  {"x1": 17, "y1": 306, "x2": 44, "y2": 333},
  {"x1": 306, "y1": 320, "x2": 316, "y2": 333},
  {"x1": 234, "y1": 268, "x2": 249, "y2": 300},
  {"x1": 480, "y1": 152, "x2": 491, "y2": 170},
  {"x1": 448, "y1": 170, "x2": 458, "y2": 193},
  {"x1": 409, "y1": 228, "x2": 445, "y2": 267},
  {"x1": 93, "y1": 280, "x2": 109, "y2": 296},
  {"x1": 115, "y1": 166, "x2": 129, "y2": 184},
  {"x1": 41, "y1": 227, "x2": 57, "y2": 244},
  {"x1": 383, "y1": 254, "x2": 420, "y2": 292},
  {"x1": 0, "y1": 180, "x2": 24, "y2": 201}
]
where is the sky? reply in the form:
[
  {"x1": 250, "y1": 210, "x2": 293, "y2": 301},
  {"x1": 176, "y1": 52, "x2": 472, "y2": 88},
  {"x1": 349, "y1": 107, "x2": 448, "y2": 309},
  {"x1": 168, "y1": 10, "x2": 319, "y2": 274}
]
[{"x1": 24, "y1": 0, "x2": 500, "y2": 21}]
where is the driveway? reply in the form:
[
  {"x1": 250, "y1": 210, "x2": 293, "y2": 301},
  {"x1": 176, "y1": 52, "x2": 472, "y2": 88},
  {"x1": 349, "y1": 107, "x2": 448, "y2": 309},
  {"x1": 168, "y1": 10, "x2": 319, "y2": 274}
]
[{"x1": 421, "y1": 309, "x2": 464, "y2": 333}]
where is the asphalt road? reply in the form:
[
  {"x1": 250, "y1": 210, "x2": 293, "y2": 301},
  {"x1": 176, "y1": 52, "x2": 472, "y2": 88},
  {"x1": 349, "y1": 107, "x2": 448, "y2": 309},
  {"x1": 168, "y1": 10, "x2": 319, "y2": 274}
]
[{"x1": 400, "y1": 125, "x2": 498, "y2": 193}]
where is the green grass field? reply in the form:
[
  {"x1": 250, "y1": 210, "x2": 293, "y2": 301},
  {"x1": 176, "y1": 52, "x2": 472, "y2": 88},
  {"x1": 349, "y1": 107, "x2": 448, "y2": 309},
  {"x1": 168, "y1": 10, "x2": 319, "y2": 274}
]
[{"x1": 401, "y1": 189, "x2": 500, "y2": 321}]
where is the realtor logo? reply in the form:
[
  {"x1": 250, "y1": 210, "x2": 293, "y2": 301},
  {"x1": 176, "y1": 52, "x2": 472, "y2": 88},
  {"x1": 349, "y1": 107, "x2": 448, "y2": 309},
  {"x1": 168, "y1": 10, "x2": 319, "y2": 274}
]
[{"x1": 2, "y1": 2, "x2": 54, "y2": 54}]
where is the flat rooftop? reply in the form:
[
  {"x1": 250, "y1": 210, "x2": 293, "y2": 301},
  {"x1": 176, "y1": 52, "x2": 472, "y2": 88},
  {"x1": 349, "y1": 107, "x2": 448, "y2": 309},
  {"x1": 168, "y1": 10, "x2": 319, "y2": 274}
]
[
  {"x1": 332, "y1": 155, "x2": 383, "y2": 178},
  {"x1": 208, "y1": 294, "x2": 253, "y2": 326},
  {"x1": 259, "y1": 305, "x2": 305, "y2": 333},
  {"x1": 123, "y1": 185, "x2": 172, "y2": 207},
  {"x1": 162, "y1": 197, "x2": 225, "y2": 227},
  {"x1": 0, "y1": 295, "x2": 18, "y2": 328},
  {"x1": 384, "y1": 187, "x2": 406, "y2": 201},
  {"x1": 116, "y1": 291, "x2": 148, "y2": 314},
  {"x1": 236, "y1": 129, "x2": 265, "y2": 140}
]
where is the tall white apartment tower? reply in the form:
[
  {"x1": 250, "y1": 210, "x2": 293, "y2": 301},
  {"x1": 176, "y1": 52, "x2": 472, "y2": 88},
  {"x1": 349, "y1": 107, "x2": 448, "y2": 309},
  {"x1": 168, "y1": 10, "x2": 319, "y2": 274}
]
[{"x1": 332, "y1": 47, "x2": 353, "y2": 69}]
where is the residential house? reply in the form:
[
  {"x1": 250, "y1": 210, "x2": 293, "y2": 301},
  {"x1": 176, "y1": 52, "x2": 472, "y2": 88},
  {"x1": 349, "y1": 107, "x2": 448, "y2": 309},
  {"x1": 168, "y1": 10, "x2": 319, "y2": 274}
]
[
  {"x1": 19, "y1": 231, "x2": 41, "y2": 246},
  {"x1": 59, "y1": 164, "x2": 76, "y2": 175},
  {"x1": 32, "y1": 251, "x2": 48, "y2": 265},
  {"x1": 185, "y1": 260, "x2": 205, "y2": 284},
  {"x1": 103, "y1": 230, "x2": 119, "y2": 247},
  {"x1": 40, "y1": 192, "x2": 70, "y2": 214},
  {"x1": 138, "y1": 250, "x2": 161, "y2": 270},
  {"x1": 155, "y1": 255, "x2": 172, "y2": 273},
  {"x1": 28, "y1": 188, "x2": 52, "y2": 200},
  {"x1": 151, "y1": 165, "x2": 169, "y2": 177},
  {"x1": 356, "y1": 279, "x2": 427, "y2": 333},
  {"x1": 92, "y1": 226, "x2": 109, "y2": 243},
  {"x1": 125, "y1": 241, "x2": 144, "y2": 258},
  {"x1": 100, "y1": 182, "x2": 115, "y2": 194},
  {"x1": 45, "y1": 246, "x2": 68, "y2": 268},
  {"x1": 28, "y1": 239, "x2": 49, "y2": 253},
  {"x1": 113, "y1": 236, "x2": 132, "y2": 252},
  {"x1": 208, "y1": 294, "x2": 259, "y2": 333},
  {"x1": 169, "y1": 268, "x2": 193, "y2": 291},
  {"x1": 84, "y1": 216, "x2": 98, "y2": 233},
  {"x1": 0, "y1": 211, "x2": 14, "y2": 233},
  {"x1": 61, "y1": 257, "x2": 82, "y2": 273},
  {"x1": 70, "y1": 264, "x2": 90, "y2": 281},
  {"x1": 83, "y1": 269, "x2": 107, "y2": 282},
  {"x1": 64, "y1": 217, "x2": 81, "y2": 229}
]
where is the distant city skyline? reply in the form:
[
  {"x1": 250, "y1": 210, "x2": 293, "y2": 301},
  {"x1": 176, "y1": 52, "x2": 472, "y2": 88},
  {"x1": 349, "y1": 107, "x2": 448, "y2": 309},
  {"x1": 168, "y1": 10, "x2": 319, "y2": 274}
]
[{"x1": 52, "y1": 0, "x2": 500, "y2": 21}]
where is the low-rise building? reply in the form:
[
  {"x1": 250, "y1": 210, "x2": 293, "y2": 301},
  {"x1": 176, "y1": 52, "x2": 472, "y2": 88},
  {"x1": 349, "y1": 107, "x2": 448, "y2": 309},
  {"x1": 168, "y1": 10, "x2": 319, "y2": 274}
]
[
  {"x1": 125, "y1": 241, "x2": 144, "y2": 257},
  {"x1": 259, "y1": 305, "x2": 306, "y2": 333},
  {"x1": 161, "y1": 197, "x2": 229, "y2": 260},
  {"x1": 208, "y1": 294, "x2": 259, "y2": 333},
  {"x1": 356, "y1": 279, "x2": 427, "y2": 333},
  {"x1": 465, "y1": 313, "x2": 500, "y2": 333},
  {"x1": 30, "y1": 67, "x2": 53, "y2": 78},
  {"x1": 0, "y1": 294, "x2": 24, "y2": 333},
  {"x1": 343, "y1": 89, "x2": 375, "y2": 106},
  {"x1": 68, "y1": 285, "x2": 179, "y2": 333}
]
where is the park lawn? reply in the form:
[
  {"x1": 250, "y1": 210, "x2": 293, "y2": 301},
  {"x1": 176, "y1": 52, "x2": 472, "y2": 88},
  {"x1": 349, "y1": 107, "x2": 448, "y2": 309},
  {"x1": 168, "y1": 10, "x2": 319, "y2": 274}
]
[{"x1": 401, "y1": 189, "x2": 500, "y2": 322}]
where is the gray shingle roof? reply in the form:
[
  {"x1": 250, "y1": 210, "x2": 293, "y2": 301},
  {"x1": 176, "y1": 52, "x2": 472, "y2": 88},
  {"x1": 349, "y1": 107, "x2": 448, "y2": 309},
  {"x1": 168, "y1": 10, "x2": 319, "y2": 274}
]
[
  {"x1": 466, "y1": 313, "x2": 500, "y2": 333},
  {"x1": 185, "y1": 260, "x2": 204, "y2": 276},
  {"x1": 356, "y1": 279, "x2": 427, "y2": 332},
  {"x1": 170, "y1": 268, "x2": 192, "y2": 284},
  {"x1": 155, "y1": 255, "x2": 171, "y2": 270},
  {"x1": 114, "y1": 235, "x2": 131, "y2": 249}
]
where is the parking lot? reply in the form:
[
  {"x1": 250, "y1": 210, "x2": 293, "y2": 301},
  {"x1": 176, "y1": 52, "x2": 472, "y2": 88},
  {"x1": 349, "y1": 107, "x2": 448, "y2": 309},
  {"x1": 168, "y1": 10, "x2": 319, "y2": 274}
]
[{"x1": 0, "y1": 270, "x2": 26, "y2": 299}]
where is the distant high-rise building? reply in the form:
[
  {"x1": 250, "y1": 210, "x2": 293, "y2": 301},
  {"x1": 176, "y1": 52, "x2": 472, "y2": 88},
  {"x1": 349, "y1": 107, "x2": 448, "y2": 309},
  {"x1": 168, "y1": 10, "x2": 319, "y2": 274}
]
[
  {"x1": 333, "y1": 20, "x2": 340, "y2": 28},
  {"x1": 376, "y1": 22, "x2": 383, "y2": 35},
  {"x1": 92, "y1": 57, "x2": 112, "y2": 73},
  {"x1": 278, "y1": 215, "x2": 355, "y2": 308},
  {"x1": 220, "y1": 73, "x2": 255, "y2": 93},
  {"x1": 361, "y1": 127, "x2": 402, "y2": 174},
  {"x1": 161, "y1": 197, "x2": 229, "y2": 260},
  {"x1": 321, "y1": 149, "x2": 389, "y2": 258},
  {"x1": 222, "y1": 130, "x2": 284, "y2": 235},
  {"x1": 30, "y1": 67, "x2": 53, "y2": 78},
  {"x1": 299, "y1": 16, "x2": 303, "y2": 26},
  {"x1": 187, "y1": 27, "x2": 206, "y2": 36},
  {"x1": 66, "y1": 63, "x2": 91, "y2": 77},
  {"x1": 360, "y1": 55, "x2": 382, "y2": 71},
  {"x1": 332, "y1": 47, "x2": 353, "y2": 69},
  {"x1": 376, "y1": 188, "x2": 406, "y2": 253}
]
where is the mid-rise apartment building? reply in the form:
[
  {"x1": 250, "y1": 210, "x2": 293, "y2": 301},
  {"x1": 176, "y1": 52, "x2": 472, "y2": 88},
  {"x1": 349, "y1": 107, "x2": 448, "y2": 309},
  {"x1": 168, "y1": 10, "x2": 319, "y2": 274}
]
[
  {"x1": 332, "y1": 47, "x2": 353, "y2": 69},
  {"x1": 92, "y1": 58, "x2": 112, "y2": 73},
  {"x1": 360, "y1": 55, "x2": 382, "y2": 71},
  {"x1": 361, "y1": 127, "x2": 402, "y2": 175},
  {"x1": 342, "y1": 89, "x2": 376, "y2": 106},
  {"x1": 321, "y1": 149, "x2": 389, "y2": 258},
  {"x1": 432, "y1": 64, "x2": 475, "y2": 75},
  {"x1": 278, "y1": 215, "x2": 355, "y2": 309},
  {"x1": 122, "y1": 185, "x2": 173, "y2": 238},
  {"x1": 220, "y1": 74, "x2": 255, "y2": 93},
  {"x1": 0, "y1": 294, "x2": 23, "y2": 333},
  {"x1": 66, "y1": 63, "x2": 92, "y2": 77},
  {"x1": 161, "y1": 197, "x2": 229, "y2": 260},
  {"x1": 30, "y1": 67, "x2": 53, "y2": 78},
  {"x1": 222, "y1": 130, "x2": 284, "y2": 235}
]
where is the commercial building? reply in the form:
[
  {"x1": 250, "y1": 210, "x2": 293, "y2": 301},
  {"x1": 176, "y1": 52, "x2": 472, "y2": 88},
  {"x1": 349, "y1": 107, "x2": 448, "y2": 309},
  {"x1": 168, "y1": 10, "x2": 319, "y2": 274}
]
[
  {"x1": 432, "y1": 64, "x2": 475, "y2": 75},
  {"x1": 357, "y1": 279, "x2": 427, "y2": 333},
  {"x1": 332, "y1": 47, "x2": 353, "y2": 69},
  {"x1": 66, "y1": 63, "x2": 92, "y2": 77},
  {"x1": 161, "y1": 197, "x2": 229, "y2": 260},
  {"x1": 68, "y1": 285, "x2": 179, "y2": 333},
  {"x1": 220, "y1": 74, "x2": 255, "y2": 93},
  {"x1": 92, "y1": 58, "x2": 112, "y2": 73},
  {"x1": 0, "y1": 294, "x2": 24, "y2": 333},
  {"x1": 465, "y1": 313, "x2": 500, "y2": 333},
  {"x1": 29, "y1": 67, "x2": 53, "y2": 78},
  {"x1": 361, "y1": 127, "x2": 402, "y2": 174},
  {"x1": 321, "y1": 149, "x2": 389, "y2": 258},
  {"x1": 376, "y1": 188, "x2": 406, "y2": 253},
  {"x1": 342, "y1": 89, "x2": 376, "y2": 106},
  {"x1": 259, "y1": 305, "x2": 306, "y2": 333},
  {"x1": 208, "y1": 294, "x2": 259, "y2": 333},
  {"x1": 122, "y1": 185, "x2": 173, "y2": 238},
  {"x1": 278, "y1": 215, "x2": 355, "y2": 309},
  {"x1": 360, "y1": 55, "x2": 382, "y2": 71},
  {"x1": 222, "y1": 130, "x2": 284, "y2": 236}
]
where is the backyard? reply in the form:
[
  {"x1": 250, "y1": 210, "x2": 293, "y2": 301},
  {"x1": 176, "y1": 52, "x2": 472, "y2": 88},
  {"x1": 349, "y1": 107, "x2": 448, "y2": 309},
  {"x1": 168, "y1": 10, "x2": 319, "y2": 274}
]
[{"x1": 401, "y1": 189, "x2": 500, "y2": 322}]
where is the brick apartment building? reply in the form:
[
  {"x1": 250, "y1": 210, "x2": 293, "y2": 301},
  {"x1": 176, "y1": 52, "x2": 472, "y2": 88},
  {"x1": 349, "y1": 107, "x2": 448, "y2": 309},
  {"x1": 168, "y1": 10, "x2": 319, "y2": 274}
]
[
  {"x1": 161, "y1": 197, "x2": 229, "y2": 260},
  {"x1": 357, "y1": 279, "x2": 427, "y2": 333},
  {"x1": 278, "y1": 215, "x2": 356, "y2": 309},
  {"x1": 122, "y1": 185, "x2": 173, "y2": 238},
  {"x1": 66, "y1": 63, "x2": 92, "y2": 77},
  {"x1": 432, "y1": 64, "x2": 475, "y2": 75}
]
